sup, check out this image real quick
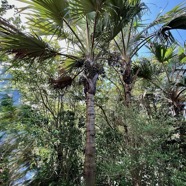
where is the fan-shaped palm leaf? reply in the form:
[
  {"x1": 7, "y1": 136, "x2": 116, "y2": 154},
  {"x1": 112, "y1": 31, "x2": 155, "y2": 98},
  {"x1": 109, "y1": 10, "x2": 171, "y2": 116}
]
[
  {"x1": 0, "y1": 20, "x2": 58, "y2": 61},
  {"x1": 19, "y1": 0, "x2": 69, "y2": 25},
  {"x1": 94, "y1": 0, "x2": 146, "y2": 42},
  {"x1": 70, "y1": 0, "x2": 106, "y2": 16},
  {"x1": 18, "y1": 0, "x2": 69, "y2": 37}
]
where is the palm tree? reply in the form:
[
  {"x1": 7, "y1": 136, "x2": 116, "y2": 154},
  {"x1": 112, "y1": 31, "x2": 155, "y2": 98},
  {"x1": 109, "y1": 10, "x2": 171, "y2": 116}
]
[
  {"x1": 0, "y1": 0, "x2": 145, "y2": 185},
  {"x1": 107, "y1": 2, "x2": 186, "y2": 106},
  {"x1": 134, "y1": 44, "x2": 186, "y2": 162},
  {"x1": 103, "y1": 5, "x2": 186, "y2": 184}
]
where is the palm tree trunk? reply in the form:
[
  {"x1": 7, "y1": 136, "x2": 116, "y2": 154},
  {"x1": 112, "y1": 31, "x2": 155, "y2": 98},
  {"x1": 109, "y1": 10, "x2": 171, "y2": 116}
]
[
  {"x1": 124, "y1": 83, "x2": 132, "y2": 106},
  {"x1": 84, "y1": 92, "x2": 96, "y2": 186},
  {"x1": 123, "y1": 61, "x2": 132, "y2": 107}
]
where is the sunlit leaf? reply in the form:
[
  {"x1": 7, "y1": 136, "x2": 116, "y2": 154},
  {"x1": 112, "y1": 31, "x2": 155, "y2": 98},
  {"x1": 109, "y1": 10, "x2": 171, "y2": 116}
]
[{"x1": 0, "y1": 21, "x2": 58, "y2": 61}]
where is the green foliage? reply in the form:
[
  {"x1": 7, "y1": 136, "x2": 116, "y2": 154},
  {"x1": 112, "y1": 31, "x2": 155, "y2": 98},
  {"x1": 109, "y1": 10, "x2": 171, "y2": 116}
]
[
  {"x1": 19, "y1": 0, "x2": 69, "y2": 25},
  {"x1": 0, "y1": 0, "x2": 186, "y2": 185},
  {"x1": 30, "y1": 110, "x2": 83, "y2": 186},
  {"x1": 0, "y1": 91, "x2": 83, "y2": 185},
  {"x1": 0, "y1": 27, "x2": 58, "y2": 61},
  {"x1": 149, "y1": 43, "x2": 175, "y2": 63},
  {"x1": 96, "y1": 102, "x2": 185, "y2": 185},
  {"x1": 132, "y1": 58, "x2": 155, "y2": 80}
]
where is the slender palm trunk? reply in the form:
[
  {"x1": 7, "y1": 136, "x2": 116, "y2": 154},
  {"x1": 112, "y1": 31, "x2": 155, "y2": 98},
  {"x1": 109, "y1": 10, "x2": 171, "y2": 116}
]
[
  {"x1": 84, "y1": 92, "x2": 96, "y2": 186},
  {"x1": 123, "y1": 61, "x2": 132, "y2": 107},
  {"x1": 124, "y1": 83, "x2": 132, "y2": 106}
]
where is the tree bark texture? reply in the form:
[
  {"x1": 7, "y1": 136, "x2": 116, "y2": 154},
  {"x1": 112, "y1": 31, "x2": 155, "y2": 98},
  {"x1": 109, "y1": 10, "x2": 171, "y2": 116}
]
[
  {"x1": 84, "y1": 92, "x2": 96, "y2": 186},
  {"x1": 124, "y1": 83, "x2": 132, "y2": 106},
  {"x1": 123, "y1": 61, "x2": 132, "y2": 107}
]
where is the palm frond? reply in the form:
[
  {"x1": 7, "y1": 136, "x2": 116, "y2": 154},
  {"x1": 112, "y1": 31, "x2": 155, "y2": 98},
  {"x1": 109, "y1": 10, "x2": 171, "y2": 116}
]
[
  {"x1": 157, "y1": 14, "x2": 186, "y2": 43},
  {"x1": 96, "y1": 0, "x2": 146, "y2": 42},
  {"x1": 62, "y1": 58, "x2": 85, "y2": 71},
  {"x1": 155, "y1": 3, "x2": 186, "y2": 43},
  {"x1": 148, "y1": 43, "x2": 175, "y2": 63},
  {"x1": 70, "y1": 0, "x2": 106, "y2": 16},
  {"x1": 166, "y1": 14, "x2": 186, "y2": 30},
  {"x1": 26, "y1": 17, "x2": 69, "y2": 37},
  {"x1": 132, "y1": 58, "x2": 155, "y2": 80},
  {"x1": 166, "y1": 86, "x2": 186, "y2": 109},
  {"x1": 155, "y1": 2, "x2": 186, "y2": 24},
  {"x1": 0, "y1": 19, "x2": 58, "y2": 61},
  {"x1": 18, "y1": 0, "x2": 69, "y2": 36}
]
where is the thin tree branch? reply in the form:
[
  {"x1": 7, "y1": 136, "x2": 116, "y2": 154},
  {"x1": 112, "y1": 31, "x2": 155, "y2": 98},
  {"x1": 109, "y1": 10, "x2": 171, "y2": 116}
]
[
  {"x1": 36, "y1": 86, "x2": 56, "y2": 119},
  {"x1": 86, "y1": 15, "x2": 90, "y2": 54},
  {"x1": 131, "y1": 34, "x2": 154, "y2": 58},
  {"x1": 121, "y1": 29, "x2": 126, "y2": 56},
  {"x1": 114, "y1": 38, "x2": 123, "y2": 54},
  {"x1": 126, "y1": 19, "x2": 133, "y2": 50},
  {"x1": 96, "y1": 104, "x2": 113, "y2": 130},
  {"x1": 91, "y1": 12, "x2": 98, "y2": 58},
  {"x1": 106, "y1": 76, "x2": 123, "y2": 99},
  {"x1": 63, "y1": 18, "x2": 85, "y2": 51}
]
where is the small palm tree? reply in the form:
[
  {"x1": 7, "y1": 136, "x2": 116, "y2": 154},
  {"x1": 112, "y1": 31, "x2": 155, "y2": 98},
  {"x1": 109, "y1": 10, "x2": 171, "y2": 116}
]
[
  {"x1": 135, "y1": 44, "x2": 186, "y2": 117},
  {"x1": 107, "y1": 2, "x2": 186, "y2": 106}
]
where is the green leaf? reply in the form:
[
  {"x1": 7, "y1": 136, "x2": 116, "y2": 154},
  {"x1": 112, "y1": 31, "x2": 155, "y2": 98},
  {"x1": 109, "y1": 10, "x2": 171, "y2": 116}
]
[
  {"x1": 150, "y1": 43, "x2": 175, "y2": 63},
  {"x1": 164, "y1": 47, "x2": 174, "y2": 61},
  {"x1": 181, "y1": 57, "x2": 186, "y2": 63},
  {"x1": 70, "y1": 0, "x2": 106, "y2": 15},
  {"x1": 95, "y1": 0, "x2": 146, "y2": 42},
  {"x1": 0, "y1": 23, "x2": 58, "y2": 61},
  {"x1": 62, "y1": 58, "x2": 84, "y2": 71},
  {"x1": 18, "y1": 0, "x2": 69, "y2": 36}
]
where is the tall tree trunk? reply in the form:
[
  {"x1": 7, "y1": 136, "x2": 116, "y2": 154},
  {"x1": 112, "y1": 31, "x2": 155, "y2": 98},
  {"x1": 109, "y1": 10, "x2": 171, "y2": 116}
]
[
  {"x1": 84, "y1": 92, "x2": 96, "y2": 186},
  {"x1": 123, "y1": 61, "x2": 132, "y2": 107},
  {"x1": 83, "y1": 73, "x2": 98, "y2": 186},
  {"x1": 124, "y1": 83, "x2": 132, "y2": 106}
]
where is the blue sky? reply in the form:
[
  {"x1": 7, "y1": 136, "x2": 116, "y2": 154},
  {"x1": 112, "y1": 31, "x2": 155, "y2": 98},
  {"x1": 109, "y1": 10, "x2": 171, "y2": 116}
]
[
  {"x1": 142, "y1": 0, "x2": 186, "y2": 46},
  {"x1": 143, "y1": 0, "x2": 186, "y2": 23},
  {"x1": 143, "y1": 0, "x2": 185, "y2": 14}
]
